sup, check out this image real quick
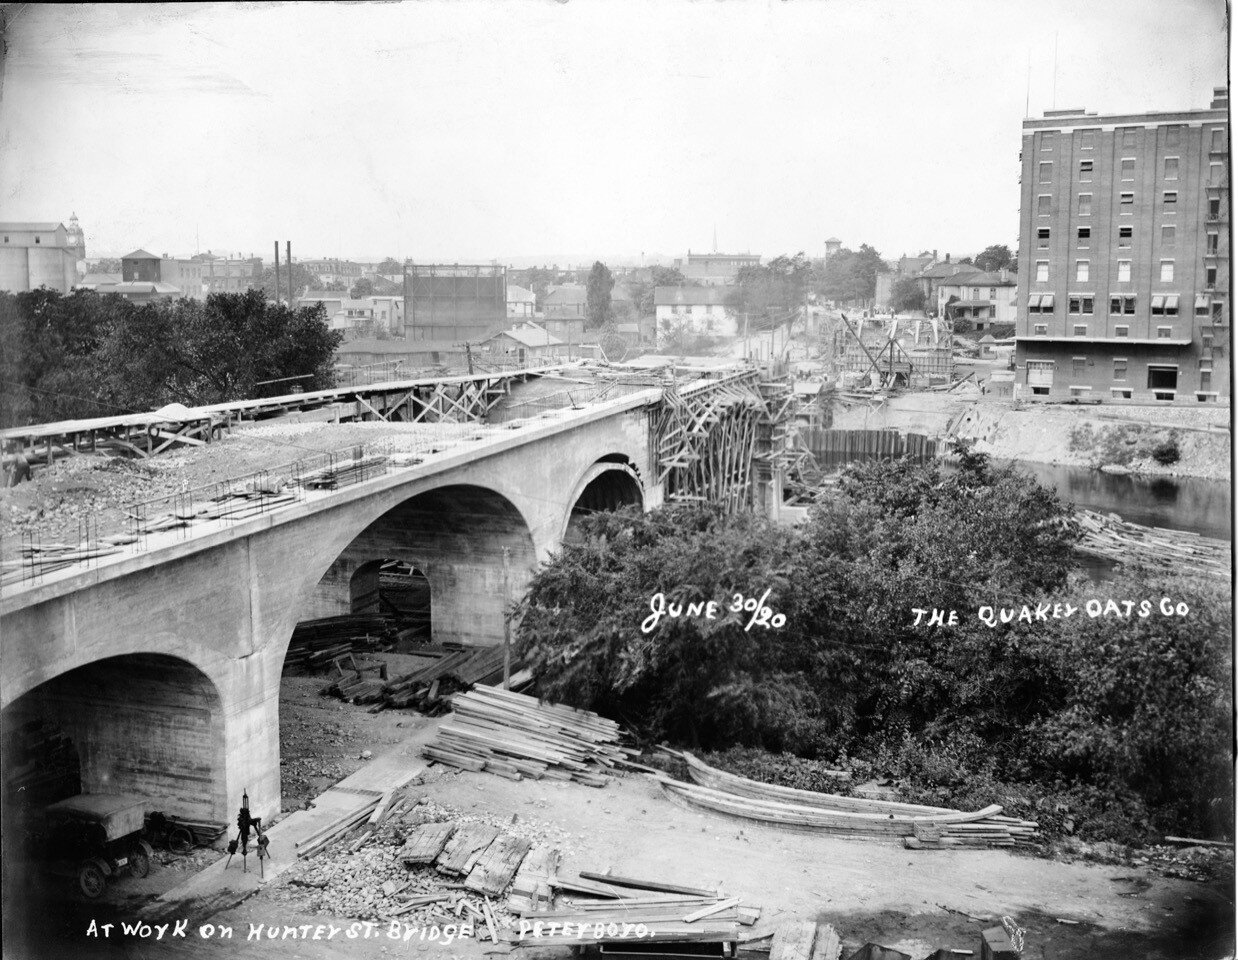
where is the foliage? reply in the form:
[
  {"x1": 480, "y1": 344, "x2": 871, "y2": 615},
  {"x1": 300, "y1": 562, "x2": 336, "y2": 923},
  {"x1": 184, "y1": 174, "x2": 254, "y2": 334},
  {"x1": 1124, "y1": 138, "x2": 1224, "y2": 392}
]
[
  {"x1": 0, "y1": 288, "x2": 342, "y2": 426},
  {"x1": 974, "y1": 244, "x2": 1015, "y2": 272},
  {"x1": 585, "y1": 261, "x2": 614, "y2": 330},
  {"x1": 1147, "y1": 432, "x2": 1181, "y2": 465},
  {"x1": 376, "y1": 258, "x2": 403, "y2": 275},
  {"x1": 350, "y1": 277, "x2": 375, "y2": 299},
  {"x1": 890, "y1": 276, "x2": 926, "y2": 313},
  {"x1": 89, "y1": 257, "x2": 122, "y2": 274},
  {"x1": 255, "y1": 261, "x2": 320, "y2": 301},
  {"x1": 727, "y1": 253, "x2": 811, "y2": 327},
  {"x1": 814, "y1": 244, "x2": 888, "y2": 303},
  {"x1": 518, "y1": 452, "x2": 1232, "y2": 841}
]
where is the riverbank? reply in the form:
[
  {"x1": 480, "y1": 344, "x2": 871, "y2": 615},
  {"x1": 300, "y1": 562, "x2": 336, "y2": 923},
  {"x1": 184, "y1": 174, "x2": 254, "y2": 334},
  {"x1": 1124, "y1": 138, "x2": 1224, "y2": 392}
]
[{"x1": 828, "y1": 395, "x2": 1231, "y2": 481}]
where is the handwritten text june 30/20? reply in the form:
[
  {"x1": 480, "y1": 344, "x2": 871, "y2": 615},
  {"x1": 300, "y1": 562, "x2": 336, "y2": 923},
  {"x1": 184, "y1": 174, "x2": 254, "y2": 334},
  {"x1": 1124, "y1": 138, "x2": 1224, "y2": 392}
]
[{"x1": 641, "y1": 589, "x2": 786, "y2": 634}]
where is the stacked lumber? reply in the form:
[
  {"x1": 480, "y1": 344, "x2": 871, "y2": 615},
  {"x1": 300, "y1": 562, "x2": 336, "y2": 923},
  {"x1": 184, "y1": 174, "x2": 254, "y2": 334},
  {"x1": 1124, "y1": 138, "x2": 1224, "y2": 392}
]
[
  {"x1": 1075, "y1": 509, "x2": 1230, "y2": 580},
  {"x1": 1, "y1": 535, "x2": 135, "y2": 587},
  {"x1": 298, "y1": 453, "x2": 388, "y2": 490},
  {"x1": 422, "y1": 686, "x2": 631, "y2": 785},
  {"x1": 665, "y1": 753, "x2": 1038, "y2": 847},
  {"x1": 171, "y1": 818, "x2": 229, "y2": 847},
  {"x1": 295, "y1": 784, "x2": 421, "y2": 860},
  {"x1": 510, "y1": 871, "x2": 759, "y2": 948},
  {"x1": 131, "y1": 485, "x2": 299, "y2": 537},
  {"x1": 283, "y1": 614, "x2": 397, "y2": 672}
]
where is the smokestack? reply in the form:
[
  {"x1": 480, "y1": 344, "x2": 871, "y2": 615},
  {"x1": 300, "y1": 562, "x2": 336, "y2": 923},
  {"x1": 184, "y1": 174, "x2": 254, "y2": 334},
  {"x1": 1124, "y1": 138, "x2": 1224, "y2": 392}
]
[
  {"x1": 273, "y1": 241, "x2": 281, "y2": 303},
  {"x1": 286, "y1": 241, "x2": 293, "y2": 303}
]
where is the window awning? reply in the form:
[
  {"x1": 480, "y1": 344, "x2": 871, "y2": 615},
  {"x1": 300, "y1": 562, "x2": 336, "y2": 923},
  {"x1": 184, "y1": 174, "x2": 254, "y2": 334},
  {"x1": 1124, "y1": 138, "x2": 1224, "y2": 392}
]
[
  {"x1": 1151, "y1": 295, "x2": 1165, "y2": 310},
  {"x1": 1040, "y1": 293, "x2": 1055, "y2": 309},
  {"x1": 1165, "y1": 295, "x2": 1179, "y2": 310},
  {"x1": 1196, "y1": 294, "x2": 1210, "y2": 310},
  {"x1": 1027, "y1": 294, "x2": 1041, "y2": 308}
]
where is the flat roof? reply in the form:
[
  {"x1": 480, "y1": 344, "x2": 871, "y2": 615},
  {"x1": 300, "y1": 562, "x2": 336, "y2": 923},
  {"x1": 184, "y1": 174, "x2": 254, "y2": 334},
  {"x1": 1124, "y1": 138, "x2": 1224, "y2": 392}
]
[{"x1": 1016, "y1": 336, "x2": 1193, "y2": 346}]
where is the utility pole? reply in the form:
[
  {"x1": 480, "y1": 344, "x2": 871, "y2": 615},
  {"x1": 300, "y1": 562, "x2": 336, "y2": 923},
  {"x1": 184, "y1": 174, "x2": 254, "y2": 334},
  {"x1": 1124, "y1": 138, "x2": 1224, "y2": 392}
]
[
  {"x1": 286, "y1": 241, "x2": 293, "y2": 304},
  {"x1": 273, "y1": 241, "x2": 281, "y2": 304},
  {"x1": 464, "y1": 341, "x2": 474, "y2": 375},
  {"x1": 501, "y1": 547, "x2": 512, "y2": 689}
]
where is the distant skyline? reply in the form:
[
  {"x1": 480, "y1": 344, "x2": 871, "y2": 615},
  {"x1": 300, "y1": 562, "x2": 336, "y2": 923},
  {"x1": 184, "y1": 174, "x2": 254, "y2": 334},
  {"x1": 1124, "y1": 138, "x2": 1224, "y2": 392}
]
[{"x1": 0, "y1": 1, "x2": 1227, "y2": 265}]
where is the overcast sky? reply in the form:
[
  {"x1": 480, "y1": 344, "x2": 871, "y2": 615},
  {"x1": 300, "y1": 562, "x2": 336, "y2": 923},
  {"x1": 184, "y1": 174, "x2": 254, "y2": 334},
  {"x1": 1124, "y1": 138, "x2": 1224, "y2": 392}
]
[{"x1": 0, "y1": 1, "x2": 1227, "y2": 265}]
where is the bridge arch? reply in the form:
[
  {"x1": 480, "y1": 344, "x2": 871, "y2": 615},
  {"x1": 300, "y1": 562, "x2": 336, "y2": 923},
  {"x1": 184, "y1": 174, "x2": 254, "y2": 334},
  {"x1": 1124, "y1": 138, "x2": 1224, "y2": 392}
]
[
  {"x1": 562, "y1": 456, "x2": 645, "y2": 543},
  {"x1": 299, "y1": 483, "x2": 539, "y2": 653},
  {"x1": 0, "y1": 653, "x2": 226, "y2": 822}
]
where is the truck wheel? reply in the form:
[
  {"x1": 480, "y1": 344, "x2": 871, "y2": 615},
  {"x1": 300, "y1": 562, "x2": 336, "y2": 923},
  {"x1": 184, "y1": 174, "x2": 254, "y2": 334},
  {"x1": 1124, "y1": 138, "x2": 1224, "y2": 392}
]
[
  {"x1": 128, "y1": 843, "x2": 151, "y2": 879},
  {"x1": 78, "y1": 862, "x2": 105, "y2": 899},
  {"x1": 169, "y1": 827, "x2": 194, "y2": 854}
]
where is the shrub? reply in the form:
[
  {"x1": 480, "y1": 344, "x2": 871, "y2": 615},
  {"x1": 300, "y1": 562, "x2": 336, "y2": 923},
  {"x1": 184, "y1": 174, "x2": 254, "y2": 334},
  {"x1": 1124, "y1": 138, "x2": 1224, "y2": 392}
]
[{"x1": 1145, "y1": 432, "x2": 1181, "y2": 465}]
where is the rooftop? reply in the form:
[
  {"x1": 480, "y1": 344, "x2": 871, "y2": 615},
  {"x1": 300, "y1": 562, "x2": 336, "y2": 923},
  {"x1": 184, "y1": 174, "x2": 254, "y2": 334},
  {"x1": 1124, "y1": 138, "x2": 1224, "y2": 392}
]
[
  {"x1": 489, "y1": 322, "x2": 564, "y2": 348},
  {"x1": 653, "y1": 285, "x2": 735, "y2": 306}
]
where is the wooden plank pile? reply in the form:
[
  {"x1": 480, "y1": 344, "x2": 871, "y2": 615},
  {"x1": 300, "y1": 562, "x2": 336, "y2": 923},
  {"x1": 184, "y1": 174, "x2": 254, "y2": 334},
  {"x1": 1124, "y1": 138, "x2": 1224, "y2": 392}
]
[
  {"x1": 1, "y1": 534, "x2": 136, "y2": 588},
  {"x1": 283, "y1": 614, "x2": 397, "y2": 673},
  {"x1": 663, "y1": 753, "x2": 1038, "y2": 848},
  {"x1": 509, "y1": 869, "x2": 761, "y2": 949},
  {"x1": 295, "y1": 783, "x2": 424, "y2": 861},
  {"x1": 1076, "y1": 509, "x2": 1230, "y2": 580},
  {"x1": 297, "y1": 453, "x2": 389, "y2": 490},
  {"x1": 421, "y1": 686, "x2": 631, "y2": 785}
]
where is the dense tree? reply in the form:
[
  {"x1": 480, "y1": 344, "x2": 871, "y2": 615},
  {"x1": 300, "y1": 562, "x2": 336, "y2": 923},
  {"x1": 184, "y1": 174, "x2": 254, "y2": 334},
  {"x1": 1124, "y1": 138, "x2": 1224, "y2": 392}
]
[
  {"x1": 727, "y1": 253, "x2": 812, "y2": 328},
  {"x1": 815, "y1": 244, "x2": 888, "y2": 303},
  {"x1": 515, "y1": 451, "x2": 1231, "y2": 837},
  {"x1": 890, "y1": 276, "x2": 927, "y2": 313},
  {"x1": 376, "y1": 257, "x2": 403, "y2": 275},
  {"x1": 255, "y1": 262, "x2": 320, "y2": 301},
  {"x1": 585, "y1": 261, "x2": 614, "y2": 329},
  {"x1": 350, "y1": 277, "x2": 375, "y2": 299},
  {"x1": 0, "y1": 288, "x2": 342, "y2": 425},
  {"x1": 628, "y1": 266, "x2": 690, "y2": 316},
  {"x1": 88, "y1": 257, "x2": 123, "y2": 274},
  {"x1": 973, "y1": 244, "x2": 1015, "y2": 272}
]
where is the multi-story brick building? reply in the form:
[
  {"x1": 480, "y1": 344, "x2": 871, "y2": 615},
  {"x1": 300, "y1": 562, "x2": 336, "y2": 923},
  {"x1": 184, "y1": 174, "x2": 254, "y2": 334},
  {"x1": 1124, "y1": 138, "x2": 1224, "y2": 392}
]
[
  {"x1": 196, "y1": 253, "x2": 263, "y2": 294},
  {"x1": 1014, "y1": 88, "x2": 1230, "y2": 403},
  {"x1": 120, "y1": 250, "x2": 207, "y2": 300}
]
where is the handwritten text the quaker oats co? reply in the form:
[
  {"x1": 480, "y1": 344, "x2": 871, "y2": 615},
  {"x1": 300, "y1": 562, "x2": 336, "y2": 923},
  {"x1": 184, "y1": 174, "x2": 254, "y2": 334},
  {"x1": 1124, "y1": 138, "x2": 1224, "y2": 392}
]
[
  {"x1": 911, "y1": 596, "x2": 1191, "y2": 628},
  {"x1": 641, "y1": 589, "x2": 786, "y2": 634}
]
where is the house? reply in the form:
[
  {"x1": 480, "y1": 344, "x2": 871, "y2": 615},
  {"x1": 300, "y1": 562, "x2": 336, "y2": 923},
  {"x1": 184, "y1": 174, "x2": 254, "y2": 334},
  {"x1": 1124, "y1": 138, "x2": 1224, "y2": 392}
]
[
  {"x1": 120, "y1": 249, "x2": 207, "y2": 300},
  {"x1": 937, "y1": 270, "x2": 1018, "y2": 329},
  {"x1": 506, "y1": 284, "x2": 537, "y2": 318},
  {"x1": 195, "y1": 252, "x2": 263, "y2": 294},
  {"x1": 653, "y1": 285, "x2": 737, "y2": 337},
  {"x1": 0, "y1": 217, "x2": 86, "y2": 293},
  {"x1": 482, "y1": 322, "x2": 564, "y2": 363},
  {"x1": 301, "y1": 259, "x2": 364, "y2": 285},
  {"x1": 543, "y1": 283, "x2": 588, "y2": 320},
  {"x1": 539, "y1": 316, "x2": 586, "y2": 344}
]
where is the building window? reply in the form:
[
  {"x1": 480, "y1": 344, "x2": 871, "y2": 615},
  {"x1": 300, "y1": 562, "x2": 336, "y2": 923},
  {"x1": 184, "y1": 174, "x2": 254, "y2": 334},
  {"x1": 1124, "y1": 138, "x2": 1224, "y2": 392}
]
[
  {"x1": 1072, "y1": 357, "x2": 1087, "y2": 375},
  {"x1": 2, "y1": 236, "x2": 7, "y2": 243},
  {"x1": 1081, "y1": 130, "x2": 1095, "y2": 150},
  {"x1": 1117, "y1": 260, "x2": 1132, "y2": 282},
  {"x1": 1162, "y1": 224, "x2": 1176, "y2": 246},
  {"x1": 1068, "y1": 297, "x2": 1094, "y2": 315},
  {"x1": 1038, "y1": 194, "x2": 1051, "y2": 215},
  {"x1": 1078, "y1": 193, "x2": 1092, "y2": 216},
  {"x1": 989, "y1": 287, "x2": 996, "y2": 299},
  {"x1": 1206, "y1": 265, "x2": 1218, "y2": 287},
  {"x1": 1039, "y1": 161, "x2": 1053, "y2": 182},
  {"x1": 1207, "y1": 231, "x2": 1219, "y2": 253},
  {"x1": 1212, "y1": 299, "x2": 1225, "y2": 321},
  {"x1": 1159, "y1": 260, "x2": 1174, "y2": 282},
  {"x1": 1119, "y1": 192, "x2": 1134, "y2": 210},
  {"x1": 1203, "y1": 333, "x2": 1214, "y2": 350},
  {"x1": 1163, "y1": 190, "x2": 1177, "y2": 206},
  {"x1": 1200, "y1": 372, "x2": 1213, "y2": 393},
  {"x1": 1037, "y1": 227, "x2": 1051, "y2": 248},
  {"x1": 1121, "y1": 127, "x2": 1138, "y2": 148},
  {"x1": 1114, "y1": 324, "x2": 1129, "y2": 336},
  {"x1": 1118, "y1": 225, "x2": 1132, "y2": 248},
  {"x1": 1163, "y1": 156, "x2": 1179, "y2": 180},
  {"x1": 1073, "y1": 324, "x2": 1088, "y2": 336},
  {"x1": 1166, "y1": 125, "x2": 1182, "y2": 147},
  {"x1": 1210, "y1": 162, "x2": 1224, "y2": 185},
  {"x1": 1079, "y1": 159, "x2": 1093, "y2": 181},
  {"x1": 1113, "y1": 359, "x2": 1127, "y2": 381},
  {"x1": 1034, "y1": 323, "x2": 1048, "y2": 336},
  {"x1": 1110, "y1": 295, "x2": 1136, "y2": 315},
  {"x1": 1156, "y1": 326, "x2": 1172, "y2": 338},
  {"x1": 1209, "y1": 197, "x2": 1222, "y2": 220},
  {"x1": 1121, "y1": 157, "x2": 1136, "y2": 180},
  {"x1": 1212, "y1": 127, "x2": 1225, "y2": 151},
  {"x1": 1197, "y1": 295, "x2": 1211, "y2": 317},
  {"x1": 1042, "y1": 133, "x2": 1055, "y2": 151},
  {"x1": 1077, "y1": 226, "x2": 1090, "y2": 247},
  {"x1": 34, "y1": 237, "x2": 40, "y2": 244},
  {"x1": 1035, "y1": 261, "x2": 1049, "y2": 282},
  {"x1": 1075, "y1": 260, "x2": 1089, "y2": 282},
  {"x1": 1165, "y1": 295, "x2": 1179, "y2": 317},
  {"x1": 1112, "y1": 388, "x2": 1133, "y2": 399}
]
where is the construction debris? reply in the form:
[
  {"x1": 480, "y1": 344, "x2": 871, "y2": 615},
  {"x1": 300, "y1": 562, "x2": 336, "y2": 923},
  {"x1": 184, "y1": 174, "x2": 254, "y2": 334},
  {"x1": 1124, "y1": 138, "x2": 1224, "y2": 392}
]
[{"x1": 421, "y1": 686, "x2": 632, "y2": 785}]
